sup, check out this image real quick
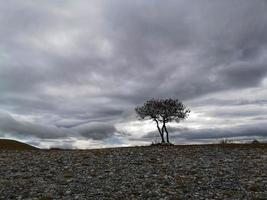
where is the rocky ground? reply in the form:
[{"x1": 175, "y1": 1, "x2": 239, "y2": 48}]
[{"x1": 0, "y1": 144, "x2": 266, "y2": 200}]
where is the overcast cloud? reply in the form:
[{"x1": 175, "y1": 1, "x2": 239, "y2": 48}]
[{"x1": 0, "y1": 0, "x2": 267, "y2": 148}]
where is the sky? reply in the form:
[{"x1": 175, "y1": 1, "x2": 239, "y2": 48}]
[{"x1": 0, "y1": 0, "x2": 267, "y2": 149}]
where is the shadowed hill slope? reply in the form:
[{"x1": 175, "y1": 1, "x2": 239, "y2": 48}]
[{"x1": 0, "y1": 139, "x2": 38, "y2": 150}]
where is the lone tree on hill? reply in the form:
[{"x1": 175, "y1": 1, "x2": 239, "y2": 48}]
[{"x1": 135, "y1": 98, "x2": 190, "y2": 144}]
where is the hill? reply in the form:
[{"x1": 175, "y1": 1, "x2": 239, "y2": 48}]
[{"x1": 0, "y1": 139, "x2": 38, "y2": 150}]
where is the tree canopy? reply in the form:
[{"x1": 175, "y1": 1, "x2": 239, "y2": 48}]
[{"x1": 135, "y1": 98, "x2": 190, "y2": 143}]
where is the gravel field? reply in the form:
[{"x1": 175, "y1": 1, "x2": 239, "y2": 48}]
[{"x1": 0, "y1": 144, "x2": 266, "y2": 200}]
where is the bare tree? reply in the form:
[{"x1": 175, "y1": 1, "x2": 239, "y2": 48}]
[{"x1": 135, "y1": 98, "x2": 190, "y2": 143}]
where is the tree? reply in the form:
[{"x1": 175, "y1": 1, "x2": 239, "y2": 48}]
[{"x1": 135, "y1": 98, "x2": 190, "y2": 144}]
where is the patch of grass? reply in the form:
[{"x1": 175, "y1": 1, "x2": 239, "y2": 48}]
[
  {"x1": 39, "y1": 196, "x2": 53, "y2": 200},
  {"x1": 63, "y1": 170, "x2": 74, "y2": 179},
  {"x1": 248, "y1": 183, "x2": 260, "y2": 192},
  {"x1": 0, "y1": 179, "x2": 11, "y2": 187}
]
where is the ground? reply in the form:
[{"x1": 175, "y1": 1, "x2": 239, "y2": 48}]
[{"x1": 0, "y1": 144, "x2": 266, "y2": 200}]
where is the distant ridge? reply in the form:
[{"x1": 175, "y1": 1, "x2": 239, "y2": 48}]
[{"x1": 0, "y1": 139, "x2": 38, "y2": 150}]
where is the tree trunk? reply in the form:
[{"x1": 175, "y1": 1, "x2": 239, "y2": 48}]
[
  {"x1": 161, "y1": 125, "x2": 165, "y2": 143},
  {"x1": 154, "y1": 119, "x2": 165, "y2": 143},
  {"x1": 164, "y1": 125, "x2": 170, "y2": 143}
]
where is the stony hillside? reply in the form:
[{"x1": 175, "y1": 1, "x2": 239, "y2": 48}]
[
  {"x1": 0, "y1": 139, "x2": 38, "y2": 150},
  {"x1": 0, "y1": 144, "x2": 266, "y2": 200}
]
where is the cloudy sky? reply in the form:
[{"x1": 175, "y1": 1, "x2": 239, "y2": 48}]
[{"x1": 1, "y1": 0, "x2": 267, "y2": 149}]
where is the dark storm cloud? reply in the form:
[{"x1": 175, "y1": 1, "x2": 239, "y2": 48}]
[
  {"x1": 102, "y1": 0, "x2": 267, "y2": 100},
  {"x1": 0, "y1": 112, "x2": 72, "y2": 139},
  {"x1": 141, "y1": 123, "x2": 267, "y2": 141},
  {"x1": 74, "y1": 122, "x2": 117, "y2": 140},
  {"x1": 0, "y1": 0, "x2": 267, "y2": 146},
  {"x1": 0, "y1": 112, "x2": 117, "y2": 140},
  {"x1": 176, "y1": 123, "x2": 267, "y2": 140},
  {"x1": 192, "y1": 98, "x2": 267, "y2": 107},
  {"x1": 219, "y1": 63, "x2": 267, "y2": 88}
]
